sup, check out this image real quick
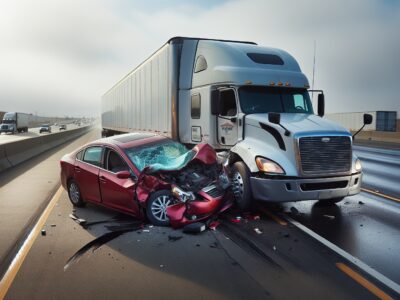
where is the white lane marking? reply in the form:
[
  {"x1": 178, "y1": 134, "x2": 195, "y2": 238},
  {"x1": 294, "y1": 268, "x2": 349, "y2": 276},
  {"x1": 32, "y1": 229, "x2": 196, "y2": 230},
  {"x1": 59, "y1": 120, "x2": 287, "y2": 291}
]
[{"x1": 285, "y1": 215, "x2": 400, "y2": 295}]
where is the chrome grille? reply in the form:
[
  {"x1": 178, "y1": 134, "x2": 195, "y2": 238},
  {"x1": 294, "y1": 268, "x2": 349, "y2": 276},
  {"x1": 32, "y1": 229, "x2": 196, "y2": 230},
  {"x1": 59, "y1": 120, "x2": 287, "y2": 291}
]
[{"x1": 298, "y1": 136, "x2": 352, "y2": 175}]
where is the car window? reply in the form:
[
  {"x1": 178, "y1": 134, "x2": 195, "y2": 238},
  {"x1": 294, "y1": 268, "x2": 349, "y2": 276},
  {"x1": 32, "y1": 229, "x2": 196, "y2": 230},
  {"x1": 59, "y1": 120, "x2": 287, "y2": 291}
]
[
  {"x1": 106, "y1": 149, "x2": 129, "y2": 173},
  {"x1": 76, "y1": 150, "x2": 84, "y2": 160},
  {"x1": 83, "y1": 146, "x2": 103, "y2": 167}
]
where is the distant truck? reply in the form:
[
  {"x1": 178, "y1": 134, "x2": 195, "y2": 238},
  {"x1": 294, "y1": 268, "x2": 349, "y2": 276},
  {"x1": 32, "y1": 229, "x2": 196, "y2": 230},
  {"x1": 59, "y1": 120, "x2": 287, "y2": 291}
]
[
  {"x1": 102, "y1": 37, "x2": 372, "y2": 209},
  {"x1": 0, "y1": 112, "x2": 29, "y2": 134}
]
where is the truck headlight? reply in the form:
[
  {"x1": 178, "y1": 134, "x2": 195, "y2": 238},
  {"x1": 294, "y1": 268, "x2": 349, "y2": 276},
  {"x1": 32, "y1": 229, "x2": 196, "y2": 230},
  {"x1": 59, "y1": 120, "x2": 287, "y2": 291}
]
[
  {"x1": 355, "y1": 158, "x2": 362, "y2": 172},
  {"x1": 171, "y1": 186, "x2": 195, "y2": 202},
  {"x1": 255, "y1": 157, "x2": 285, "y2": 174}
]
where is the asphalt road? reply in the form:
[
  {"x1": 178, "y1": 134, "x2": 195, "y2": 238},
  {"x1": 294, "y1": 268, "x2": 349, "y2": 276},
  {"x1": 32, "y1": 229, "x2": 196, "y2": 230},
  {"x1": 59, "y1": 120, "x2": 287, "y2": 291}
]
[
  {"x1": 0, "y1": 136, "x2": 399, "y2": 299},
  {"x1": 0, "y1": 124, "x2": 82, "y2": 145},
  {"x1": 354, "y1": 145, "x2": 400, "y2": 198}
]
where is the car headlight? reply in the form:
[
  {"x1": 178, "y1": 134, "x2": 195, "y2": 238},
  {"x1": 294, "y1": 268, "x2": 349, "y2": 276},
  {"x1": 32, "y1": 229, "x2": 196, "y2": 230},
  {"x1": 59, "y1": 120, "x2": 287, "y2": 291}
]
[
  {"x1": 255, "y1": 157, "x2": 285, "y2": 174},
  {"x1": 355, "y1": 158, "x2": 362, "y2": 172},
  {"x1": 171, "y1": 186, "x2": 195, "y2": 202}
]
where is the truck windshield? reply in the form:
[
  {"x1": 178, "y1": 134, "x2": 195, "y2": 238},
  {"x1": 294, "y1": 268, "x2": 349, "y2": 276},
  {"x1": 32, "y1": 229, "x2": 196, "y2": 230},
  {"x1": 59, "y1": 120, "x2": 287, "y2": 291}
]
[
  {"x1": 238, "y1": 86, "x2": 314, "y2": 114},
  {"x1": 3, "y1": 113, "x2": 16, "y2": 123}
]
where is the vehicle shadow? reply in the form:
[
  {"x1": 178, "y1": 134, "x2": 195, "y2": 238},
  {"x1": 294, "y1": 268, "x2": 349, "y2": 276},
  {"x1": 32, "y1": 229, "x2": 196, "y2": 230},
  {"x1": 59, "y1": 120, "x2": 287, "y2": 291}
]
[{"x1": 68, "y1": 203, "x2": 269, "y2": 298}]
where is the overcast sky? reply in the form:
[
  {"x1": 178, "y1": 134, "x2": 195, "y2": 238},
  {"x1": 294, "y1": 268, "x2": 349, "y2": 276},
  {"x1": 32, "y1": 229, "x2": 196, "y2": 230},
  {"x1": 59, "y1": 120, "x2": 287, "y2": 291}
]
[{"x1": 0, "y1": 0, "x2": 399, "y2": 117}]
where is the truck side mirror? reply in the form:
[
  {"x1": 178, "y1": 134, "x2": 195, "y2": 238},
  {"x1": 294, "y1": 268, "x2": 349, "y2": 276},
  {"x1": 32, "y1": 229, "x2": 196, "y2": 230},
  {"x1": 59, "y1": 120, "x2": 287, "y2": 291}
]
[
  {"x1": 317, "y1": 94, "x2": 325, "y2": 117},
  {"x1": 211, "y1": 90, "x2": 220, "y2": 115},
  {"x1": 268, "y1": 112, "x2": 281, "y2": 124},
  {"x1": 363, "y1": 113, "x2": 373, "y2": 125}
]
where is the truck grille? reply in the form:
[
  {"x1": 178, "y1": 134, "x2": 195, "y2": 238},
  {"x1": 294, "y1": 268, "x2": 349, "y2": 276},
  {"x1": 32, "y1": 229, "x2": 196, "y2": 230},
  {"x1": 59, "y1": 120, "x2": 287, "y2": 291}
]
[{"x1": 298, "y1": 136, "x2": 352, "y2": 175}]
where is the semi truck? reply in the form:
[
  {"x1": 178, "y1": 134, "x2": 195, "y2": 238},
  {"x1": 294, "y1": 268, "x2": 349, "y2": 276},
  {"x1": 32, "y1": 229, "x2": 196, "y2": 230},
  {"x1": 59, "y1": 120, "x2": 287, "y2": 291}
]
[
  {"x1": 0, "y1": 112, "x2": 29, "y2": 134},
  {"x1": 102, "y1": 37, "x2": 372, "y2": 209}
]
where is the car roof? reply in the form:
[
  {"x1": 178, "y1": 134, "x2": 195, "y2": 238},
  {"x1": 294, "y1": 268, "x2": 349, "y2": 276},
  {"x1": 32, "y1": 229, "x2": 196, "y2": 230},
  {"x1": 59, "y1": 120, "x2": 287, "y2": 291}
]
[{"x1": 93, "y1": 133, "x2": 170, "y2": 149}]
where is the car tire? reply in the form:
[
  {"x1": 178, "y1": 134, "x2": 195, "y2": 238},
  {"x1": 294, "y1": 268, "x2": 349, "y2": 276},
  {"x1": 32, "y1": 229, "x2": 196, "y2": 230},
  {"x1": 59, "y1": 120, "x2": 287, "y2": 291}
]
[
  {"x1": 68, "y1": 179, "x2": 85, "y2": 207},
  {"x1": 146, "y1": 190, "x2": 176, "y2": 226},
  {"x1": 318, "y1": 197, "x2": 344, "y2": 206},
  {"x1": 232, "y1": 161, "x2": 253, "y2": 211}
]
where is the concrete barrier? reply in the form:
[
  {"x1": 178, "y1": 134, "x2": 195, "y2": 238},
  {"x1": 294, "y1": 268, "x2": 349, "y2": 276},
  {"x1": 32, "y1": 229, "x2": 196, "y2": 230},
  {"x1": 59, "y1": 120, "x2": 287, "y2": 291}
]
[
  {"x1": 0, "y1": 146, "x2": 12, "y2": 172},
  {"x1": 0, "y1": 126, "x2": 92, "y2": 173}
]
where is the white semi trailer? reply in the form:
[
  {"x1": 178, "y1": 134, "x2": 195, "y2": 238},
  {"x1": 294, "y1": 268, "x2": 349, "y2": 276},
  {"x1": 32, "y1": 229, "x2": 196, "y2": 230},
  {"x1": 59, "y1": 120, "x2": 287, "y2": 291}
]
[
  {"x1": 102, "y1": 37, "x2": 371, "y2": 209},
  {"x1": 0, "y1": 112, "x2": 29, "y2": 134}
]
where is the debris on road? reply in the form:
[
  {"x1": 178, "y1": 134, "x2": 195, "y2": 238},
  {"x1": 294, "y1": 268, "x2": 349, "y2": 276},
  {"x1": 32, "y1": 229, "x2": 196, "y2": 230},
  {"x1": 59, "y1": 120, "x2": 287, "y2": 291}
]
[
  {"x1": 323, "y1": 214, "x2": 335, "y2": 220},
  {"x1": 243, "y1": 213, "x2": 260, "y2": 220},
  {"x1": 168, "y1": 235, "x2": 183, "y2": 242},
  {"x1": 230, "y1": 216, "x2": 242, "y2": 223},
  {"x1": 254, "y1": 228, "x2": 262, "y2": 234},
  {"x1": 283, "y1": 233, "x2": 290, "y2": 238},
  {"x1": 142, "y1": 229, "x2": 150, "y2": 233},
  {"x1": 358, "y1": 201, "x2": 365, "y2": 205},
  {"x1": 69, "y1": 214, "x2": 87, "y2": 226},
  {"x1": 273, "y1": 246, "x2": 276, "y2": 251},
  {"x1": 208, "y1": 220, "x2": 220, "y2": 231},
  {"x1": 183, "y1": 222, "x2": 206, "y2": 234},
  {"x1": 50, "y1": 224, "x2": 56, "y2": 227},
  {"x1": 41, "y1": 229, "x2": 46, "y2": 236}
]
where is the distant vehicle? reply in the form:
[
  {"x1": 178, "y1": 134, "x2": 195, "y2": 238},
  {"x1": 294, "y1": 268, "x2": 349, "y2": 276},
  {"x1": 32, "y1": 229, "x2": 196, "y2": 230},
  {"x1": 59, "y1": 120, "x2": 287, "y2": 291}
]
[
  {"x1": 39, "y1": 124, "x2": 52, "y2": 133},
  {"x1": 102, "y1": 36, "x2": 372, "y2": 209},
  {"x1": 59, "y1": 124, "x2": 67, "y2": 130},
  {"x1": 0, "y1": 112, "x2": 29, "y2": 134},
  {"x1": 60, "y1": 133, "x2": 231, "y2": 227}
]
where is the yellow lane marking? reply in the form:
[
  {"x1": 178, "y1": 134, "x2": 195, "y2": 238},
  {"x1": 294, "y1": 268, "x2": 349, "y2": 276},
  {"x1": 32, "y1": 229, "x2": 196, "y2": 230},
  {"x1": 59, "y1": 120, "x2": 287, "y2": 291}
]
[
  {"x1": 336, "y1": 263, "x2": 393, "y2": 300},
  {"x1": 258, "y1": 207, "x2": 287, "y2": 226},
  {"x1": 0, "y1": 186, "x2": 63, "y2": 300},
  {"x1": 361, "y1": 188, "x2": 400, "y2": 203}
]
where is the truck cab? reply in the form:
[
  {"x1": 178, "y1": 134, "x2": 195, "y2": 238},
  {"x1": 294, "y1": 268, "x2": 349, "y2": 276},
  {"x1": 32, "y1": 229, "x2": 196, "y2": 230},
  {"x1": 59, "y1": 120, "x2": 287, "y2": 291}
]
[{"x1": 185, "y1": 40, "x2": 367, "y2": 209}]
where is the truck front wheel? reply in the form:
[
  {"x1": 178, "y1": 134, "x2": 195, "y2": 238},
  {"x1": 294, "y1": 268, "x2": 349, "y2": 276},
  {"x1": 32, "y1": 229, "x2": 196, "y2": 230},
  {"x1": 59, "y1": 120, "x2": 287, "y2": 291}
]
[
  {"x1": 232, "y1": 162, "x2": 253, "y2": 211},
  {"x1": 319, "y1": 197, "x2": 344, "y2": 206}
]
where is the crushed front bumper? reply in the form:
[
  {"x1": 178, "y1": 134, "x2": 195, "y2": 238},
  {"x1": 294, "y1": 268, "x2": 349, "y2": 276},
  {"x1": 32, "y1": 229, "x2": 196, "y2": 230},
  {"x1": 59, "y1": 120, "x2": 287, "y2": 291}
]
[{"x1": 250, "y1": 173, "x2": 362, "y2": 202}]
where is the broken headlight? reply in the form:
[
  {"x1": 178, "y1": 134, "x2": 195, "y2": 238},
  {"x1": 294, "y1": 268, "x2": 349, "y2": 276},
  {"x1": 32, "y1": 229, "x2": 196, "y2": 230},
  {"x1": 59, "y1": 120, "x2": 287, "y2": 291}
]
[{"x1": 172, "y1": 186, "x2": 195, "y2": 203}]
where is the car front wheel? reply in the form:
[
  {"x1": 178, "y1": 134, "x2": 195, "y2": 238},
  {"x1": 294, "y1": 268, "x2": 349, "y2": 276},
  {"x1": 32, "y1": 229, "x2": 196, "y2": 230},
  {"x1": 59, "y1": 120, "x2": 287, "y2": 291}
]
[{"x1": 146, "y1": 190, "x2": 176, "y2": 226}]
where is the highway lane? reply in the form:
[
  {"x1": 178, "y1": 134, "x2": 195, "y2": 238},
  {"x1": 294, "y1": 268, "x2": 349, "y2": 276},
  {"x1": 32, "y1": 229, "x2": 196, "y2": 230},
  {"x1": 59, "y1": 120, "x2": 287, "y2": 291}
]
[
  {"x1": 0, "y1": 124, "x2": 82, "y2": 145},
  {"x1": 273, "y1": 191, "x2": 400, "y2": 285},
  {"x1": 0, "y1": 128, "x2": 100, "y2": 278},
  {"x1": 3, "y1": 189, "x2": 390, "y2": 300},
  {"x1": 354, "y1": 145, "x2": 400, "y2": 198}
]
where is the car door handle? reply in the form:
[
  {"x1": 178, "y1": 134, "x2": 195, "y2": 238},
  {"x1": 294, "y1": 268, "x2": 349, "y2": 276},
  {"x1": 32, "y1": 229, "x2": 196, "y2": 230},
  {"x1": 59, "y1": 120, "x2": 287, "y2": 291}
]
[
  {"x1": 74, "y1": 166, "x2": 81, "y2": 172},
  {"x1": 99, "y1": 176, "x2": 107, "y2": 183}
]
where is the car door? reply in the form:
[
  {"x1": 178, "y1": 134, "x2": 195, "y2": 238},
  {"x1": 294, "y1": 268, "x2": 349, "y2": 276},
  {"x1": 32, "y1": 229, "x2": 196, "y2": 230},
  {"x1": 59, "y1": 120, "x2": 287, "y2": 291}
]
[
  {"x1": 74, "y1": 146, "x2": 103, "y2": 203},
  {"x1": 99, "y1": 148, "x2": 140, "y2": 216},
  {"x1": 217, "y1": 88, "x2": 239, "y2": 146}
]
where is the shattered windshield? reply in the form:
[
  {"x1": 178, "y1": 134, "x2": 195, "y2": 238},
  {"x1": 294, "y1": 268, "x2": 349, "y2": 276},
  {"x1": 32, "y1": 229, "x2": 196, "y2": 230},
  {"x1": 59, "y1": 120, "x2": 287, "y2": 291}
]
[{"x1": 125, "y1": 140, "x2": 195, "y2": 172}]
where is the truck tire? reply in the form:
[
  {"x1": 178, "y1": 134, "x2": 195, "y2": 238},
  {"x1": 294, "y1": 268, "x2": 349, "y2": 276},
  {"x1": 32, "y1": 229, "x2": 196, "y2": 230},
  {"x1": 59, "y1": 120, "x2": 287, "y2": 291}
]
[
  {"x1": 146, "y1": 190, "x2": 176, "y2": 226},
  {"x1": 319, "y1": 197, "x2": 344, "y2": 206},
  {"x1": 232, "y1": 161, "x2": 253, "y2": 211}
]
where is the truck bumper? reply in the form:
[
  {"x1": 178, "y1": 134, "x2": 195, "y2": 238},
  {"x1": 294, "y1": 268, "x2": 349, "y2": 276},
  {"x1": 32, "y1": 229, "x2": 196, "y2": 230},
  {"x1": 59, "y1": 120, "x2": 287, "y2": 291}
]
[{"x1": 250, "y1": 173, "x2": 362, "y2": 202}]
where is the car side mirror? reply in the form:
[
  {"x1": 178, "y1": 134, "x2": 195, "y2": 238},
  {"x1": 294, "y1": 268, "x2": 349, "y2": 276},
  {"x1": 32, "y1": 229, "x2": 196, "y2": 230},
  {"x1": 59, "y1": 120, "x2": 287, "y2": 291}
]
[
  {"x1": 211, "y1": 90, "x2": 220, "y2": 115},
  {"x1": 317, "y1": 93, "x2": 325, "y2": 117},
  {"x1": 363, "y1": 113, "x2": 373, "y2": 125},
  {"x1": 268, "y1": 112, "x2": 281, "y2": 124},
  {"x1": 116, "y1": 170, "x2": 131, "y2": 179}
]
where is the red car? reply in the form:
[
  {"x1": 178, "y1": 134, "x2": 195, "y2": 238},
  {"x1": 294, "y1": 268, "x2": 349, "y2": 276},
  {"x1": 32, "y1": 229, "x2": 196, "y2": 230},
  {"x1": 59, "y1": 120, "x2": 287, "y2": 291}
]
[{"x1": 60, "y1": 133, "x2": 231, "y2": 227}]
